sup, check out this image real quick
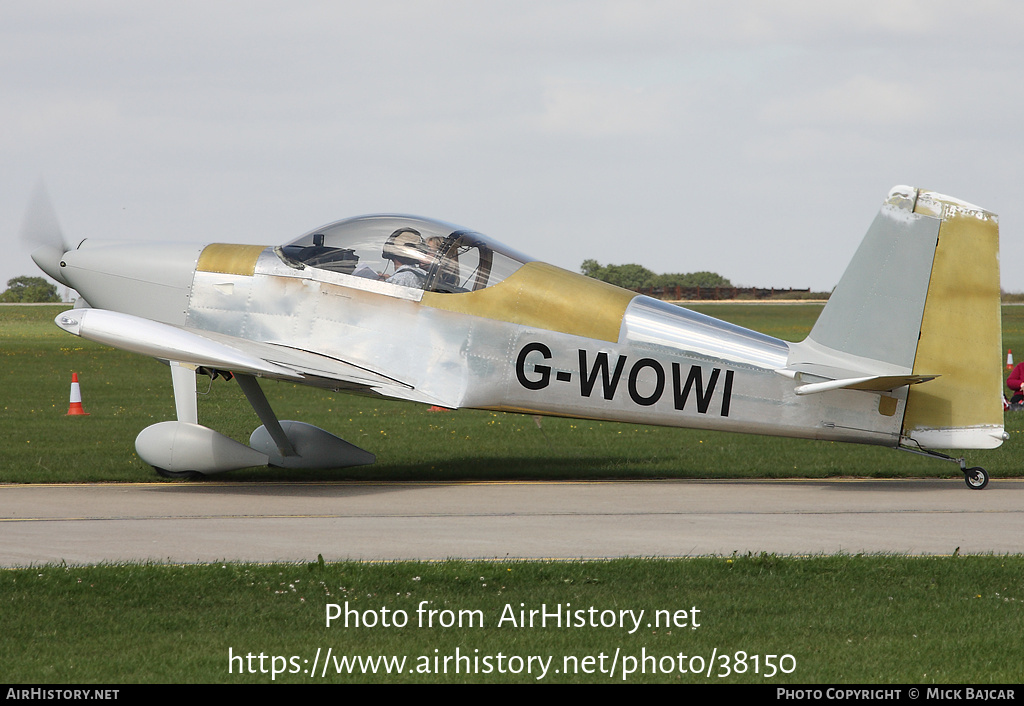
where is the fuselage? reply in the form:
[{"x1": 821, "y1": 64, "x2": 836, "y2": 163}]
[{"x1": 51, "y1": 227, "x2": 907, "y2": 449}]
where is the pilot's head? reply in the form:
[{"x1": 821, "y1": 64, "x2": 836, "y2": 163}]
[{"x1": 382, "y1": 228, "x2": 431, "y2": 267}]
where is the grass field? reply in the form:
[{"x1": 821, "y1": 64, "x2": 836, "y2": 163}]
[
  {"x1": 3, "y1": 555, "x2": 1023, "y2": 683},
  {"x1": 2, "y1": 303, "x2": 1021, "y2": 484},
  {"x1": 3, "y1": 304, "x2": 1022, "y2": 685}
]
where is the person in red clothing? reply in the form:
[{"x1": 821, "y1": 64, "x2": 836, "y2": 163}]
[{"x1": 1008, "y1": 361, "x2": 1024, "y2": 406}]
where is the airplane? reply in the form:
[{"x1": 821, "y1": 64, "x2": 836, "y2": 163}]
[{"x1": 27, "y1": 185, "x2": 1004, "y2": 489}]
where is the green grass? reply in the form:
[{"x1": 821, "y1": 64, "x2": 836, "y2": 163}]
[
  {"x1": 2, "y1": 555, "x2": 1022, "y2": 684},
  {"x1": 2, "y1": 303, "x2": 1022, "y2": 483}
]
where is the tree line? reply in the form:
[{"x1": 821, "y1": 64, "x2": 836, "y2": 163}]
[
  {"x1": 0, "y1": 276, "x2": 60, "y2": 303},
  {"x1": 580, "y1": 260, "x2": 732, "y2": 290}
]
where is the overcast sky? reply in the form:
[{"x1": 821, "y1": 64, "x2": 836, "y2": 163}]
[{"x1": 4, "y1": 1, "x2": 1024, "y2": 296}]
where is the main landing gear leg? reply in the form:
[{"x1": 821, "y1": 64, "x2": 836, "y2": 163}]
[
  {"x1": 138, "y1": 363, "x2": 270, "y2": 477},
  {"x1": 898, "y1": 445, "x2": 990, "y2": 490},
  {"x1": 235, "y1": 373, "x2": 375, "y2": 469},
  {"x1": 154, "y1": 362, "x2": 205, "y2": 479},
  {"x1": 234, "y1": 373, "x2": 297, "y2": 459}
]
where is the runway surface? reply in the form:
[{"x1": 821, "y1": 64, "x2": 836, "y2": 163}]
[{"x1": 2, "y1": 478, "x2": 1023, "y2": 566}]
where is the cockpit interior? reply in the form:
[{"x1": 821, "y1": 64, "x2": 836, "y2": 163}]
[{"x1": 276, "y1": 215, "x2": 533, "y2": 293}]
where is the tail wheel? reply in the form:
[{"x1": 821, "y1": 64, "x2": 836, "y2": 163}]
[{"x1": 964, "y1": 467, "x2": 989, "y2": 490}]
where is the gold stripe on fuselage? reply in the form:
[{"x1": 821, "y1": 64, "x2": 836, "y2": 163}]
[
  {"x1": 422, "y1": 262, "x2": 636, "y2": 343},
  {"x1": 197, "y1": 244, "x2": 267, "y2": 277}
]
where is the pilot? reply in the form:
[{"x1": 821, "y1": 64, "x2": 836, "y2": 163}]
[{"x1": 382, "y1": 228, "x2": 434, "y2": 289}]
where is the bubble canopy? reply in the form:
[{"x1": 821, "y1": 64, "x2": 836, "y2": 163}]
[{"x1": 276, "y1": 215, "x2": 535, "y2": 293}]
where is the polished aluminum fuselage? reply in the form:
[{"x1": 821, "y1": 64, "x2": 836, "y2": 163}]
[{"x1": 176, "y1": 249, "x2": 905, "y2": 447}]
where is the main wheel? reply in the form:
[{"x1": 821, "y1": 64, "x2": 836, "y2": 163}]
[
  {"x1": 154, "y1": 467, "x2": 206, "y2": 480},
  {"x1": 964, "y1": 467, "x2": 989, "y2": 490}
]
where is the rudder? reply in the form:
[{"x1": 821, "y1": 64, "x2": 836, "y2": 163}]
[{"x1": 901, "y1": 189, "x2": 1004, "y2": 449}]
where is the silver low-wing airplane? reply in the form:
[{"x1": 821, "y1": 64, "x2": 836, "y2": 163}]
[{"x1": 29, "y1": 185, "x2": 1004, "y2": 488}]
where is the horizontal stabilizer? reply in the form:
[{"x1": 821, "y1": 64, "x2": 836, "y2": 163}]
[{"x1": 794, "y1": 374, "x2": 938, "y2": 396}]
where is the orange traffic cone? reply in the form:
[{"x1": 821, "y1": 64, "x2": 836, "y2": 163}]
[
  {"x1": 1008, "y1": 349, "x2": 1014, "y2": 371},
  {"x1": 67, "y1": 372, "x2": 89, "y2": 416}
]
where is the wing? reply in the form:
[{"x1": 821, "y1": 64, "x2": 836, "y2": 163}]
[{"x1": 53, "y1": 308, "x2": 453, "y2": 407}]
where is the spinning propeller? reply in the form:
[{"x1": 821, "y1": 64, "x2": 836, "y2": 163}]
[{"x1": 21, "y1": 182, "x2": 77, "y2": 286}]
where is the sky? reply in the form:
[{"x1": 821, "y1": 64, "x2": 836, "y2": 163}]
[{"x1": 3, "y1": 1, "x2": 1024, "y2": 296}]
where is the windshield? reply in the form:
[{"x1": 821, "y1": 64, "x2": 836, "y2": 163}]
[{"x1": 276, "y1": 215, "x2": 533, "y2": 293}]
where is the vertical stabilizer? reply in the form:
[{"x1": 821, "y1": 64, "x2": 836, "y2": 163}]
[{"x1": 800, "y1": 186, "x2": 939, "y2": 373}]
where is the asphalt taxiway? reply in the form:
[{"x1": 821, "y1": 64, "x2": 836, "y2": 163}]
[{"x1": 1, "y1": 479, "x2": 1022, "y2": 566}]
